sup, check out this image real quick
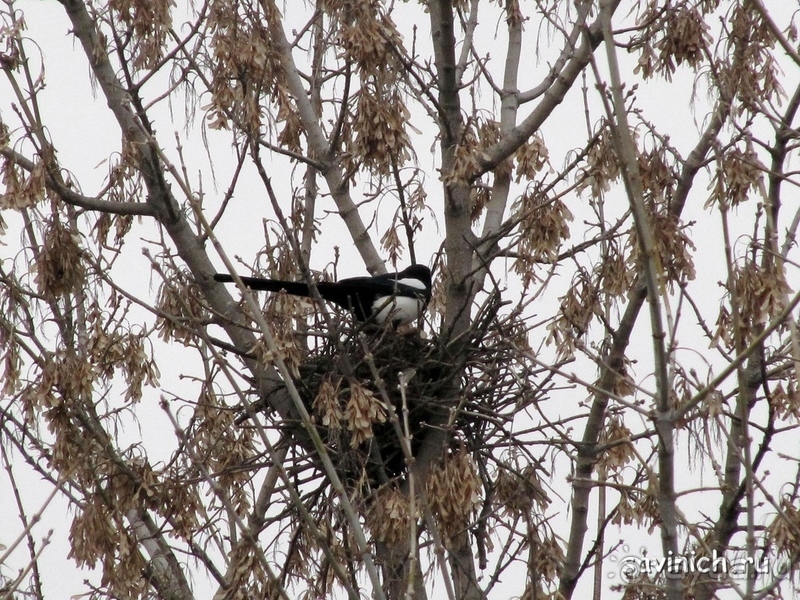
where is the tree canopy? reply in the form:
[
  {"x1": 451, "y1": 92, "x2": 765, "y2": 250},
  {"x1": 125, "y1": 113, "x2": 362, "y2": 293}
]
[{"x1": 2, "y1": 0, "x2": 800, "y2": 599}]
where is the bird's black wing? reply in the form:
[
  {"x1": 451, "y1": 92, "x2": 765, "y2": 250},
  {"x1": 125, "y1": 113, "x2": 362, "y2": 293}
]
[
  {"x1": 331, "y1": 275, "x2": 430, "y2": 321},
  {"x1": 314, "y1": 276, "x2": 396, "y2": 320},
  {"x1": 336, "y1": 275, "x2": 429, "y2": 299}
]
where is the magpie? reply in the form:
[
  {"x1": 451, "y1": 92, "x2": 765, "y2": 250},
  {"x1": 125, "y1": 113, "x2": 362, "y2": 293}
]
[{"x1": 213, "y1": 264, "x2": 432, "y2": 325}]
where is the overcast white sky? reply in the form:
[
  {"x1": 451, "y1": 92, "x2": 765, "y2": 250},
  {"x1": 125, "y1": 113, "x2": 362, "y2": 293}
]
[{"x1": 2, "y1": 1, "x2": 799, "y2": 598}]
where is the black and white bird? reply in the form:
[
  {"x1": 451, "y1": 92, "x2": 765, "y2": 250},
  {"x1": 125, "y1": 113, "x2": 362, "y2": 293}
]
[{"x1": 213, "y1": 264, "x2": 432, "y2": 326}]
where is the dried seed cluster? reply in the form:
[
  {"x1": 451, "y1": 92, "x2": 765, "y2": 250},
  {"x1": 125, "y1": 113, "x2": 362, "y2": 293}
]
[
  {"x1": 155, "y1": 271, "x2": 209, "y2": 346},
  {"x1": 1, "y1": 156, "x2": 45, "y2": 209},
  {"x1": 512, "y1": 192, "x2": 573, "y2": 283},
  {"x1": 368, "y1": 486, "x2": 417, "y2": 545},
  {"x1": 34, "y1": 219, "x2": 87, "y2": 299},
  {"x1": 108, "y1": 0, "x2": 174, "y2": 71},
  {"x1": 426, "y1": 448, "x2": 481, "y2": 543},
  {"x1": 344, "y1": 381, "x2": 387, "y2": 447}
]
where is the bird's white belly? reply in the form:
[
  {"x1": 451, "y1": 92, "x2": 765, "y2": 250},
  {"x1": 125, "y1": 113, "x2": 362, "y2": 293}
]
[{"x1": 371, "y1": 295, "x2": 422, "y2": 325}]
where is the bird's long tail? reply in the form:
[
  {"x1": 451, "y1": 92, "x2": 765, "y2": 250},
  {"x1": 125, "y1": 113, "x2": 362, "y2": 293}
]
[{"x1": 213, "y1": 274, "x2": 312, "y2": 297}]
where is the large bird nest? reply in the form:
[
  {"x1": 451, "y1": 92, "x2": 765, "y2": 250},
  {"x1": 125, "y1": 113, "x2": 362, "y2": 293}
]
[
  {"x1": 295, "y1": 329, "x2": 459, "y2": 482},
  {"x1": 226, "y1": 294, "x2": 560, "y2": 581},
  {"x1": 240, "y1": 293, "x2": 551, "y2": 495}
]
